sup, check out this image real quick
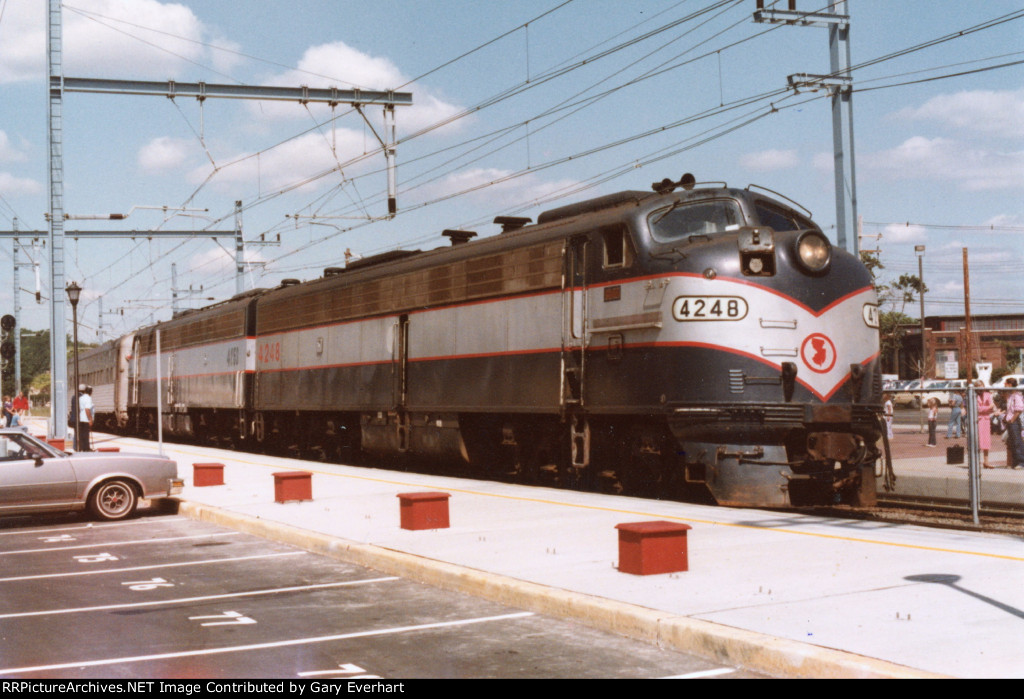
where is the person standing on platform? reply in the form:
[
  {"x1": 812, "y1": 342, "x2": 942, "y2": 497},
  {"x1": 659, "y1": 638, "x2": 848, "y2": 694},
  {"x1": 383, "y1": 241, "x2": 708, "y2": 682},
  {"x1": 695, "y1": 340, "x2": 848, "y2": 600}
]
[
  {"x1": 75, "y1": 385, "x2": 94, "y2": 452},
  {"x1": 884, "y1": 393, "x2": 894, "y2": 440},
  {"x1": 12, "y1": 391, "x2": 28, "y2": 427},
  {"x1": 926, "y1": 397, "x2": 939, "y2": 447},
  {"x1": 1003, "y1": 378, "x2": 1024, "y2": 469},
  {"x1": 947, "y1": 390, "x2": 964, "y2": 439},
  {"x1": 975, "y1": 380, "x2": 995, "y2": 469}
]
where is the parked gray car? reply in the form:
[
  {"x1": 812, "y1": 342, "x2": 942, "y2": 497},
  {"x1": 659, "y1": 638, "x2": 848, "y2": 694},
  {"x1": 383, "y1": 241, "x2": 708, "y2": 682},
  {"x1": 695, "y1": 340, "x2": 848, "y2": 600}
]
[{"x1": 0, "y1": 430, "x2": 181, "y2": 521}]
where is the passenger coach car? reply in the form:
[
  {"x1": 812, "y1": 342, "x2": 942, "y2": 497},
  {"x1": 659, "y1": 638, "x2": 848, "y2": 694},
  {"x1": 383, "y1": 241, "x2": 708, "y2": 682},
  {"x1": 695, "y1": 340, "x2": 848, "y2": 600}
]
[
  {"x1": 0, "y1": 430, "x2": 181, "y2": 520},
  {"x1": 83, "y1": 174, "x2": 885, "y2": 509}
]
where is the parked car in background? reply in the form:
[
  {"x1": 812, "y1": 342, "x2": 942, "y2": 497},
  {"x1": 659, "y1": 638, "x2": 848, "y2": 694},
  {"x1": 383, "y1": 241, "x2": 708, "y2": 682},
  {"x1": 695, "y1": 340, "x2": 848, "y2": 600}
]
[
  {"x1": 0, "y1": 430, "x2": 181, "y2": 520},
  {"x1": 992, "y1": 374, "x2": 1024, "y2": 389},
  {"x1": 892, "y1": 379, "x2": 923, "y2": 407},
  {"x1": 921, "y1": 379, "x2": 968, "y2": 408}
]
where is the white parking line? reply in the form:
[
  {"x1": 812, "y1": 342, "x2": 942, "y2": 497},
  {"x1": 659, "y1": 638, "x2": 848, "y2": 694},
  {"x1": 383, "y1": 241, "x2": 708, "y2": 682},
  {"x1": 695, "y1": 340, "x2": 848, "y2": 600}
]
[
  {"x1": 0, "y1": 518, "x2": 164, "y2": 537},
  {"x1": 661, "y1": 667, "x2": 737, "y2": 679},
  {"x1": 0, "y1": 611, "x2": 535, "y2": 675},
  {"x1": 0, "y1": 531, "x2": 241, "y2": 556},
  {"x1": 0, "y1": 577, "x2": 400, "y2": 619},
  {"x1": 0, "y1": 550, "x2": 307, "y2": 582}
]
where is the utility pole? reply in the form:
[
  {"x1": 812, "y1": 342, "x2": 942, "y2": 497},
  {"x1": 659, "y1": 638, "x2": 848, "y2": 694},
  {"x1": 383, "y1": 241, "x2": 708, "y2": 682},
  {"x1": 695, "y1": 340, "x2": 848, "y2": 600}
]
[
  {"x1": 754, "y1": 1, "x2": 857, "y2": 255},
  {"x1": 963, "y1": 248, "x2": 973, "y2": 373}
]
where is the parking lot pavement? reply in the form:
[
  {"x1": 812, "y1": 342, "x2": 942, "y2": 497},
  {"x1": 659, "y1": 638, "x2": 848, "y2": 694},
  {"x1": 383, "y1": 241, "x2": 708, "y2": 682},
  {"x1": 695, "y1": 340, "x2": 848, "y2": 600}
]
[
  {"x1": 18, "y1": 419, "x2": 1023, "y2": 678},
  {"x1": 0, "y1": 512, "x2": 763, "y2": 679}
]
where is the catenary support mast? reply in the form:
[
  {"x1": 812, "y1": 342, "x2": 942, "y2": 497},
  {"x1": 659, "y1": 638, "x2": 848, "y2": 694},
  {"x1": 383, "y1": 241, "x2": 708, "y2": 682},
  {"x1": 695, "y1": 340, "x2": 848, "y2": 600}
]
[
  {"x1": 754, "y1": 1, "x2": 858, "y2": 255},
  {"x1": 42, "y1": 3, "x2": 412, "y2": 439}
]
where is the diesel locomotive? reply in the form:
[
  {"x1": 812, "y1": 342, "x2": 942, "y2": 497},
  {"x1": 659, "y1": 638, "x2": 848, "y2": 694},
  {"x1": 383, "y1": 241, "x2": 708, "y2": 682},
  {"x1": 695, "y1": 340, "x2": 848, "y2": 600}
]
[{"x1": 76, "y1": 174, "x2": 884, "y2": 508}]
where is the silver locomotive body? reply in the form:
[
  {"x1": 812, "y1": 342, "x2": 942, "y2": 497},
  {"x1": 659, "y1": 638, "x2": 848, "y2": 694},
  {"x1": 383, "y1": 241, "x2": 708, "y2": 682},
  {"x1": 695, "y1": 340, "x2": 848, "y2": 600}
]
[{"x1": 92, "y1": 177, "x2": 882, "y2": 508}]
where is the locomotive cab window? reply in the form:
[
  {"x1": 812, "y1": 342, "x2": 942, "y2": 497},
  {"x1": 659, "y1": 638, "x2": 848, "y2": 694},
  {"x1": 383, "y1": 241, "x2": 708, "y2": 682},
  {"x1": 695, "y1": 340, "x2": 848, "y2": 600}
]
[
  {"x1": 754, "y1": 201, "x2": 817, "y2": 233},
  {"x1": 649, "y1": 199, "x2": 743, "y2": 243},
  {"x1": 601, "y1": 226, "x2": 634, "y2": 269}
]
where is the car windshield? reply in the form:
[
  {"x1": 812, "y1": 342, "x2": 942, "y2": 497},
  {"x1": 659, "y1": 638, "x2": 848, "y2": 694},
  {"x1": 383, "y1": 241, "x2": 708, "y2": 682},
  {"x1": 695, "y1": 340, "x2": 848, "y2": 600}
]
[
  {"x1": 648, "y1": 199, "x2": 744, "y2": 243},
  {"x1": 0, "y1": 433, "x2": 57, "y2": 461}
]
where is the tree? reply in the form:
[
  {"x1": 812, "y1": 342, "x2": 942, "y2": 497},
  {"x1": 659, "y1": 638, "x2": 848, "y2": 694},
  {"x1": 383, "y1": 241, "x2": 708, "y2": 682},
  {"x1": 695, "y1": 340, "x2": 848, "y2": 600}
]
[
  {"x1": 1, "y1": 329, "x2": 95, "y2": 403},
  {"x1": 891, "y1": 273, "x2": 928, "y2": 317},
  {"x1": 861, "y1": 252, "x2": 928, "y2": 376}
]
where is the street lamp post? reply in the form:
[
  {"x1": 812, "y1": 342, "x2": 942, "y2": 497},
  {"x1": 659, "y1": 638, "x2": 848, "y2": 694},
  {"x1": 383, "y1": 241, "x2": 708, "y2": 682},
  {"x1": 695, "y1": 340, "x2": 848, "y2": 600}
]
[
  {"x1": 915, "y1": 245, "x2": 926, "y2": 433},
  {"x1": 66, "y1": 282, "x2": 81, "y2": 451},
  {"x1": 916, "y1": 246, "x2": 926, "y2": 381}
]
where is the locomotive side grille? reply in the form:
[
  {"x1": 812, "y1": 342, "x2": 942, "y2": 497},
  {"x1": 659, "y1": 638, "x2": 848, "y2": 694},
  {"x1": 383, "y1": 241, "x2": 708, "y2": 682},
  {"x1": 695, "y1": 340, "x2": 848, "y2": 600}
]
[
  {"x1": 258, "y1": 240, "x2": 563, "y2": 334},
  {"x1": 465, "y1": 254, "x2": 506, "y2": 297},
  {"x1": 673, "y1": 403, "x2": 879, "y2": 426},
  {"x1": 138, "y1": 309, "x2": 245, "y2": 352},
  {"x1": 728, "y1": 369, "x2": 745, "y2": 393}
]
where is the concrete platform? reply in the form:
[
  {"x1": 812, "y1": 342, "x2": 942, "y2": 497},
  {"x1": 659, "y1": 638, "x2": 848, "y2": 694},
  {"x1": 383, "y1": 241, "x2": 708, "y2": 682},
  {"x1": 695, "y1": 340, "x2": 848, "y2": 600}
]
[{"x1": 69, "y1": 428, "x2": 1024, "y2": 680}]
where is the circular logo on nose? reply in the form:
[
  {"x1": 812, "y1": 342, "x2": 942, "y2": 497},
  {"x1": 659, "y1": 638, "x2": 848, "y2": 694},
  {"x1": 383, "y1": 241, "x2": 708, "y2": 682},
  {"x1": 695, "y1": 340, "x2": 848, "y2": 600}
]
[{"x1": 800, "y1": 333, "x2": 837, "y2": 374}]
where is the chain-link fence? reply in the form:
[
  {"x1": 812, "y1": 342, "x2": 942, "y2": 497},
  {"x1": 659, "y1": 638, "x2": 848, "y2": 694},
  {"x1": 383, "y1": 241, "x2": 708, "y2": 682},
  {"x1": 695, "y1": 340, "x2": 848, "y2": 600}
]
[{"x1": 881, "y1": 384, "x2": 1024, "y2": 521}]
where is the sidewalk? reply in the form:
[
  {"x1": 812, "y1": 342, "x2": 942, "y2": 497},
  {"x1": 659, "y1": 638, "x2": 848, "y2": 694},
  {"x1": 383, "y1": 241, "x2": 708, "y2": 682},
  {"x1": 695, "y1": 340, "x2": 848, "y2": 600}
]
[{"x1": 74, "y1": 428, "x2": 1024, "y2": 679}]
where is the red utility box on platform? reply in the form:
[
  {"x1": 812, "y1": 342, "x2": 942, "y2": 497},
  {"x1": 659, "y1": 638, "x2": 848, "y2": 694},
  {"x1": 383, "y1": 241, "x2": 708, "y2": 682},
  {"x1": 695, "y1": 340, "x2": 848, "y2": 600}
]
[
  {"x1": 273, "y1": 471, "x2": 313, "y2": 503},
  {"x1": 615, "y1": 520, "x2": 693, "y2": 575},
  {"x1": 193, "y1": 462, "x2": 225, "y2": 487},
  {"x1": 397, "y1": 492, "x2": 451, "y2": 530}
]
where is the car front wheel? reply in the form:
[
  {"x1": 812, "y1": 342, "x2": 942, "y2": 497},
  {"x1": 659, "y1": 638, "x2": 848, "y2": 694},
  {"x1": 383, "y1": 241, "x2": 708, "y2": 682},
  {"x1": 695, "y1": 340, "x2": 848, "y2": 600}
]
[{"x1": 89, "y1": 480, "x2": 138, "y2": 521}]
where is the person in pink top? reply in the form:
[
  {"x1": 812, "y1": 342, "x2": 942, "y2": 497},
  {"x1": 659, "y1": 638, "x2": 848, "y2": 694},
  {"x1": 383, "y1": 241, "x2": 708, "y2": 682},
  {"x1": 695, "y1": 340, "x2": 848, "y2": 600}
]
[{"x1": 974, "y1": 380, "x2": 994, "y2": 469}]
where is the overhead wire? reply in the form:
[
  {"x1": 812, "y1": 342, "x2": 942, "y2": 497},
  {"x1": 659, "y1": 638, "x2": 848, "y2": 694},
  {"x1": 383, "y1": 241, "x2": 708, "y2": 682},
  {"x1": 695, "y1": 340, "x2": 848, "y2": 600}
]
[
  {"x1": 110, "y1": 2, "x2": 746, "y2": 293},
  {"x1": 130, "y1": 3, "x2": 1013, "y2": 287},
  {"x1": 52, "y1": 3, "x2": 1024, "y2": 324}
]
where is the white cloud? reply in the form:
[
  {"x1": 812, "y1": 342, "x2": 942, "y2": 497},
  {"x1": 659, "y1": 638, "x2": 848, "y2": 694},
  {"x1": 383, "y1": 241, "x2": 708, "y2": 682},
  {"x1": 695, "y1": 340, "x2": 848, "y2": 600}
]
[
  {"x1": 0, "y1": 0, "x2": 240, "y2": 84},
  {"x1": 984, "y1": 213, "x2": 1024, "y2": 228},
  {"x1": 138, "y1": 137, "x2": 192, "y2": 172},
  {"x1": 881, "y1": 223, "x2": 927, "y2": 245},
  {"x1": 286, "y1": 42, "x2": 404, "y2": 91},
  {"x1": 253, "y1": 41, "x2": 464, "y2": 134},
  {"x1": 187, "y1": 245, "x2": 266, "y2": 278},
  {"x1": 0, "y1": 2, "x2": 44, "y2": 83},
  {"x1": 894, "y1": 89, "x2": 1024, "y2": 140},
  {"x1": 740, "y1": 149, "x2": 799, "y2": 172},
  {"x1": 0, "y1": 172, "x2": 43, "y2": 196},
  {"x1": 0, "y1": 131, "x2": 29, "y2": 163},
  {"x1": 862, "y1": 136, "x2": 1024, "y2": 191},
  {"x1": 187, "y1": 130, "x2": 368, "y2": 194}
]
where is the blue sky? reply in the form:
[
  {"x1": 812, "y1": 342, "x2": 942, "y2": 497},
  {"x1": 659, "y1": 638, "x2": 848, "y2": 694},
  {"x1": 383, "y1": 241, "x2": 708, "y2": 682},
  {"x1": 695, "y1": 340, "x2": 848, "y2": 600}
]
[{"x1": 0, "y1": 0, "x2": 1021, "y2": 341}]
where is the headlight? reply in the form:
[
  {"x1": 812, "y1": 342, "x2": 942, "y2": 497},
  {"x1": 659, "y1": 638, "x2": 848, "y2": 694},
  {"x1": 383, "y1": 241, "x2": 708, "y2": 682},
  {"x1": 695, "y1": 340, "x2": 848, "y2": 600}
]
[{"x1": 795, "y1": 231, "x2": 831, "y2": 274}]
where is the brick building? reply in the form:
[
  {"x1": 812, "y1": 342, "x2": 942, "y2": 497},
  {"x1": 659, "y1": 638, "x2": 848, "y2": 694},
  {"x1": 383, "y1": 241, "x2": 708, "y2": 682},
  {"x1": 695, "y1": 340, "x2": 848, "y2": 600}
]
[{"x1": 894, "y1": 313, "x2": 1024, "y2": 380}]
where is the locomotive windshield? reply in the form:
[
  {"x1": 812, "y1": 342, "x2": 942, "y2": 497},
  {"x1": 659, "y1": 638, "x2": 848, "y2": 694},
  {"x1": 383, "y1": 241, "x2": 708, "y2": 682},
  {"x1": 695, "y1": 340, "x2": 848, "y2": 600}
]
[
  {"x1": 754, "y1": 200, "x2": 819, "y2": 232},
  {"x1": 648, "y1": 199, "x2": 743, "y2": 243}
]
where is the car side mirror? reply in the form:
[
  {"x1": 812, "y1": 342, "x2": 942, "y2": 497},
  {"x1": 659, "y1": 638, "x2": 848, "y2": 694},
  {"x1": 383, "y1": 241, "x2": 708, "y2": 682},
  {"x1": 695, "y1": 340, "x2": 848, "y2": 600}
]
[{"x1": 34, "y1": 456, "x2": 44, "y2": 467}]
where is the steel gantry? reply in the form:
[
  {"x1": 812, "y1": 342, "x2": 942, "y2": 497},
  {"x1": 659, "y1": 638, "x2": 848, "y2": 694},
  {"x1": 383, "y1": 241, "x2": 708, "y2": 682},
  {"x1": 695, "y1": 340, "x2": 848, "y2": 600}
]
[
  {"x1": 41, "y1": 0, "x2": 412, "y2": 439},
  {"x1": 754, "y1": 0, "x2": 858, "y2": 256}
]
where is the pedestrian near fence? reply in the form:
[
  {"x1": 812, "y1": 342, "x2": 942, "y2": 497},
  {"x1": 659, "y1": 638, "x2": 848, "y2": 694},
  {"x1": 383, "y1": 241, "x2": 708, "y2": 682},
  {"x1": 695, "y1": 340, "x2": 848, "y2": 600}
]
[
  {"x1": 926, "y1": 397, "x2": 938, "y2": 448},
  {"x1": 1003, "y1": 378, "x2": 1024, "y2": 469},
  {"x1": 975, "y1": 380, "x2": 994, "y2": 469},
  {"x1": 947, "y1": 391, "x2": 964, "y2": 439}
]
